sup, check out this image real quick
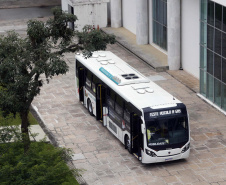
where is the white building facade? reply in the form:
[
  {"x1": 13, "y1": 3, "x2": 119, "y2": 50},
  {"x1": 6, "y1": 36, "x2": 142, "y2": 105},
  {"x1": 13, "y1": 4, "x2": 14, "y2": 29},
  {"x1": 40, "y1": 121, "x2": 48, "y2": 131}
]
[
  {"x1": 110, "y1": 0, "x2": 226, "y2": 113},
  {"x1": 61, "y1": 0, "x2": 109, "y2": 31}
]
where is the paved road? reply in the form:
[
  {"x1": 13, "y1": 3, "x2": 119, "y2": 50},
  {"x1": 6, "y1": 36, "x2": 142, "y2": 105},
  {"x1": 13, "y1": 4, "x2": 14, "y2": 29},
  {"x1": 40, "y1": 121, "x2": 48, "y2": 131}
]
[
  {"x1": 0, "y1": 7, "x2": 54, "y2": 21},
  {"x1": 1, "y1": 16, "x2": 226, "y2": 185}
]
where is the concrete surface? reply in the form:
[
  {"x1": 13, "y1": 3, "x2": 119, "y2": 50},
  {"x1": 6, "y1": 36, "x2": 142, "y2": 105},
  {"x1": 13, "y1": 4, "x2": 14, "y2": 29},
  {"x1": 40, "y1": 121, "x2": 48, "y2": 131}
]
[
  {"x1": 0, "y1": 125, "x2": 50, "y2": 142},
  {"x1": 101, "y1": 27, "x2": 169, "y2": 72}
]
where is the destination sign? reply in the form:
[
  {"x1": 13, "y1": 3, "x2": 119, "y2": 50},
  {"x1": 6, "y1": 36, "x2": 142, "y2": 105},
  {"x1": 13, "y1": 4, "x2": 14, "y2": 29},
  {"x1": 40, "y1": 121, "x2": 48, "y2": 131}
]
[{"x1": 149, "y1": 109, "x2": 182, "y2": 117}]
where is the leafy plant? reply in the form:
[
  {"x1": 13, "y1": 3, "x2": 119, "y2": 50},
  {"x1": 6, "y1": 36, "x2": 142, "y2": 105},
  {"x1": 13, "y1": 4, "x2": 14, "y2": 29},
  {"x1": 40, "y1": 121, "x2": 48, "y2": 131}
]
[{"x1": 0, "y1": 142, "x2": 80, "y2": 185}]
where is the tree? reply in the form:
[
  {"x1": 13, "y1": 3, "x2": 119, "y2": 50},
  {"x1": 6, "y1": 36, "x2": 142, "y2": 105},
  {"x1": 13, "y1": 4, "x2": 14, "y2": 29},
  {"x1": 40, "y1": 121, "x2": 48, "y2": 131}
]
[{"x1": 0, "y1": 7, "x2": 115, "y2": 152}]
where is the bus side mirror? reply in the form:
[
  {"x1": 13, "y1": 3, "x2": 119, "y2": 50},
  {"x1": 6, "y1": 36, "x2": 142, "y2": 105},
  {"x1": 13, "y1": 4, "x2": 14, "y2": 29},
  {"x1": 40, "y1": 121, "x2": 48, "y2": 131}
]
[{"x1": 141, "y1": 124, "x2": 145, "y2": 134}]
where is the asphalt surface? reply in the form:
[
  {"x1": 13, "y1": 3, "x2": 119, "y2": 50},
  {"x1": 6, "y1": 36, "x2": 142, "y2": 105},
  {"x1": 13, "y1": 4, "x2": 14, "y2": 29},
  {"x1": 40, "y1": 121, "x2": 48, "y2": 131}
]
[{"x1": 0, "y1": 6, "x2": 54, "y2": 21}]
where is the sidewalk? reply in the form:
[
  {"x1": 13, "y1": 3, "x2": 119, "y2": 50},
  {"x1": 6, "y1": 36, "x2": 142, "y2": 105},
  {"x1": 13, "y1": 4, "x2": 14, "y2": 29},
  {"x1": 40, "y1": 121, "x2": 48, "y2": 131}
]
[{"x1": 102, "y1": 27, "x2": 168, "y2": 72}]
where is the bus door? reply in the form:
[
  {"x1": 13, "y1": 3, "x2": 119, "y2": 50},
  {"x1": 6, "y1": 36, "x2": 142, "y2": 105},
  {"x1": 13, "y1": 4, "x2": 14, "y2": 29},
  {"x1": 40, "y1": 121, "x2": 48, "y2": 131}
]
[
  {"x1": 96, "y1": 84, "x2": 106, "y2": 121},
  {"x1": 131, "y1": 113, "x2": 143, "y2": 159},
  {"x1": 78, "y1": 67, "x2": 85, "y2": 102}
]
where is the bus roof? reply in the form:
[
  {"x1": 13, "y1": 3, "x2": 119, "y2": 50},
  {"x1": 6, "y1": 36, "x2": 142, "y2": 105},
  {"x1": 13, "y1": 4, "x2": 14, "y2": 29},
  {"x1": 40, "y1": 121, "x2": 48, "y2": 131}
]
[{"x1": 75, "y1": 51, "x2": 182, "y2": 110}]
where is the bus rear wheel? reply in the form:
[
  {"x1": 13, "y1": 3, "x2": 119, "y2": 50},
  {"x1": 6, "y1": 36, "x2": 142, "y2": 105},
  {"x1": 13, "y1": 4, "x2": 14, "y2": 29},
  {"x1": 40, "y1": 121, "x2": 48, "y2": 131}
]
[
  {"x1": 125, "y1": 135, "x2": 131, "y2": 153},
  {"x1": 87, "y1": 99, "x2": 93, "y2": 116}
]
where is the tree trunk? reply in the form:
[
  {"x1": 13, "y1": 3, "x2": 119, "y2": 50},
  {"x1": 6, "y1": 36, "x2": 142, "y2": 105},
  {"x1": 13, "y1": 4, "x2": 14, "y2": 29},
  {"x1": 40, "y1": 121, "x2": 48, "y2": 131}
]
[{"x1": 20, "y1": 111, "x2": 30, "y2": 153}]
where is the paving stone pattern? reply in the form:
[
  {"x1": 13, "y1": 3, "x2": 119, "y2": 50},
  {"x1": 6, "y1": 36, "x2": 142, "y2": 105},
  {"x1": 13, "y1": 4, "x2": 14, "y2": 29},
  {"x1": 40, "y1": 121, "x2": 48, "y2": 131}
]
[{"x1": 32, "y1": 43, "x2": 226, "y2": 185}]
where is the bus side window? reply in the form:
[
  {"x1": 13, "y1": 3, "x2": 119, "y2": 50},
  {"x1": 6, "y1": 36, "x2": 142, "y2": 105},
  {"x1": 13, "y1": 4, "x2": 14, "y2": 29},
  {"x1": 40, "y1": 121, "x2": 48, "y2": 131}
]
[
  {"x1": 85, "y1": 70, "x2": 92, "y2": 89},
  {"x1": 124, "y1": 103, "x2": 131, "y2": 123},
  {"x1": 107, "y1": 89, "x2": 115, "y2": 109},
  {"x1": 76, "y1": 60, "x2": 81, "y2": 77},
  {"x1": 115, "y1": 95, "x2": 123, "y2": 117},
  {"x1": 92, "y1": 75, "x2": 99, "y2": 93}
]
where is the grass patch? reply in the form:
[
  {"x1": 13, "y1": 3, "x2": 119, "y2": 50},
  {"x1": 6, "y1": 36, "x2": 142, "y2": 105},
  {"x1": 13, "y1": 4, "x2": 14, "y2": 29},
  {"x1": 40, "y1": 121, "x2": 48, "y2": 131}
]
[{"x1": 0, "y1": 112, "x2": 39, "y2": 126}]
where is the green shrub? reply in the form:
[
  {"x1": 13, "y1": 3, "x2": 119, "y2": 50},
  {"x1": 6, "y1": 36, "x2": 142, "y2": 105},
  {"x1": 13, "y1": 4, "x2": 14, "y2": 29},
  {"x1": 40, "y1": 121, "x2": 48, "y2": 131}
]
[{"x1": 0, "y1": 142, "x2": 80, "y2": 185}]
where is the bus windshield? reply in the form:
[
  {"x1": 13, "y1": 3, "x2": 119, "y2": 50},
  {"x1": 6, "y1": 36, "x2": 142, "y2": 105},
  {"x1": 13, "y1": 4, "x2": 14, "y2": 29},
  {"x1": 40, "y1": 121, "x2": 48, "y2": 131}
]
[{"x1": 146, "y1": 117, "x2": 189, "y2": 148}]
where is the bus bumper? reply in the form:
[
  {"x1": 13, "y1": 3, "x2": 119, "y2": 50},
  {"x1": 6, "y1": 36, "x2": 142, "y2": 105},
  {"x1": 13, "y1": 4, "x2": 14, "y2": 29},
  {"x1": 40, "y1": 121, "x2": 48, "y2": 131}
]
[{"x1": 141, "y1": 149, "x2": 190, "y2": 164}]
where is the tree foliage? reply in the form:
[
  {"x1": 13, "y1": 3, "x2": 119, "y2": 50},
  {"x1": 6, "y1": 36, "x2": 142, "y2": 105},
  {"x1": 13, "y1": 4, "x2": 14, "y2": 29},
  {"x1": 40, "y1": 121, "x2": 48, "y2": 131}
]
[
  {"x1": 0, "y1": 142, "x2": 80, "y2": 185},
  {"x1": 0, "y1": 7, "x2": 115, "y2": 152}
]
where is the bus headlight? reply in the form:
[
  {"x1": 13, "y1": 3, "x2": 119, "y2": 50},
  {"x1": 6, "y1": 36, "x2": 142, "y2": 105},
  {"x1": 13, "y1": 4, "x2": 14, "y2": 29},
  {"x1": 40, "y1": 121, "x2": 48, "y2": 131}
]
[
  {"x1": 181, "y1": 143, "x2": 190, "y2": 153},
  {"x1": 146, "y1": 149, "x2": 157, "y2": 157}
]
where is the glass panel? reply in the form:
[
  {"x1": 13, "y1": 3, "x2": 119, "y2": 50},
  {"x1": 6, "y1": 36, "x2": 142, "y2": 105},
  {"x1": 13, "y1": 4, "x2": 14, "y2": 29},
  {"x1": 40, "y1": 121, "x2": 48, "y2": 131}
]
[
  {"x1": 214, "y1": 78, "x2": 221, "y2": 107},
  {"x1": 153, "y1": 21, "x2": 157, "y2": 44},
  {"x1": 222, "y1": 32, "x2": 226, "y2": 58},
  {"x1": 107, "y1": 89, "x2": 115, "y2": 109},
  {"x1": 115, "y1": 103, "x2": 123, "y2": 117},
  {"x1": 222, "y1": 83, "x2": 226, "y2": 111},
  {"x1": 200, "y1": 22, "x2": 207, "y2": 46},
  {"x1": 158, "y1": 0, "x2": 164, "y2": 25},
  {"x1": 124, "y1": 102, "x2": 131, "y2": 123},
  {"x1": 163, "y1": 1, "x2": 167, "y2": 26},
  {"x1": 200, "y1": 69, "x2": 207, "y2": 96},
  {"x1": 159, "y1": 24, "x2": 163, "y2": 48},
  {"x1": 152, "y1": 0, "x2": 167, "y2": 51},
  {"x1": 86, "y1": 70, "x2": 92, "y2": 80},
  {"x1": 207, "y1": 50, "x2": 214, "y2": 75},
  {"x1": 86, "y1": 78, "x2": 91, "y2": 88},
  {"x1": 207, "y1": 25, "x2": 214, "y2": 50},
  {"x1": 156, "y1": 23, "x2": 160, "y2": 46},
  {"x1": 116, "y1": 95, "x2": 123, "y2": 108},
  {"x1": 214, "y1": 54, "x2": 221, "y2": 80},
  {"x1": 207, "y1": 1, "x2": 214, "y2": 26},
  {"x1": 201, "y1": 0, "x2": 208, "y2": 22},
  {"x1": 215, "y1": 3, "x2": 222, "y2": 30},
  {"x1": 223, "y1": 6, "x2": 226, "y2": 32},
  {"x1": 86, "y1": 70, "x2": 92, "y2": 88},
  {"x1": 200, "y1": 46, "x2": 207, "y2": 70},
  {"x1": 207, "y1": 73, "x2": 214, "y2": 101},
  {"x1": 146, "y1": 117, "x2": 189, "y2": 146},
  {"x1": 223, "y1": 58, "x2": 226, "y2": 83},
  {"x1": 93, "y1": 75, "x2": 99, "y2": 84},
  {"x1": 156, "y1": 0, "x2": 160, "y2": 22},
  {"x1": 163, "y1": 26, "x2": 167, "y2": 50},
  {"x1": 215, "y1": 29, "x2": 222, "y2": 55},
  {"x1": 153, "y1": 0, "x2": 156, "y2": 20}
]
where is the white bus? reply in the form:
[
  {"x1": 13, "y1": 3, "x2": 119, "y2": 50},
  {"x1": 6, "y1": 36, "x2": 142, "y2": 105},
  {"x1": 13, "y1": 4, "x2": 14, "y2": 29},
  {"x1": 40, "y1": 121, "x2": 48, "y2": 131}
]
[{"x1": 75, "y1": 51, "x2": 190, "y2": 163}]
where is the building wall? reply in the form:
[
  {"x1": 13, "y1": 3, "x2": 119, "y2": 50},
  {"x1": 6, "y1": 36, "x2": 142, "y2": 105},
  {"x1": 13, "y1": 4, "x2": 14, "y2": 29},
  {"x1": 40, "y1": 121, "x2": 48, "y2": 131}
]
[
  {"x1": 149, "y1": 0, "x2": 153, "y2": 44},
  {"x1": 74, "y1": 3, "x2": 108, "y2": 31},
  {"x1": 122, "y1": 0, "x2": 136, "y2": 34},
  {"x1": 61, "y1": 0, "x2": 108, "y2": 31},
  {"x1": 61, "y1": 0, "x2": 70, "y2": 11},
  {"x1": 181, "y1": 0, "x2": 200, "y2": 78}
]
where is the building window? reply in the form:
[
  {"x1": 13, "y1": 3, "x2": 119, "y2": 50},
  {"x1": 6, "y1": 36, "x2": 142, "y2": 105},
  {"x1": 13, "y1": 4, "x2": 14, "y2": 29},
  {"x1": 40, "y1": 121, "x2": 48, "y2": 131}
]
[
  {"x1": 68, "y1": 5, "x2": 75, "y2": 30},
  {"x1": 200, "y1": 0, "x2": 226, "y2": 111},
  {"x1": 152, "y1": 0, "x2": 167, "y2": 51}
]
